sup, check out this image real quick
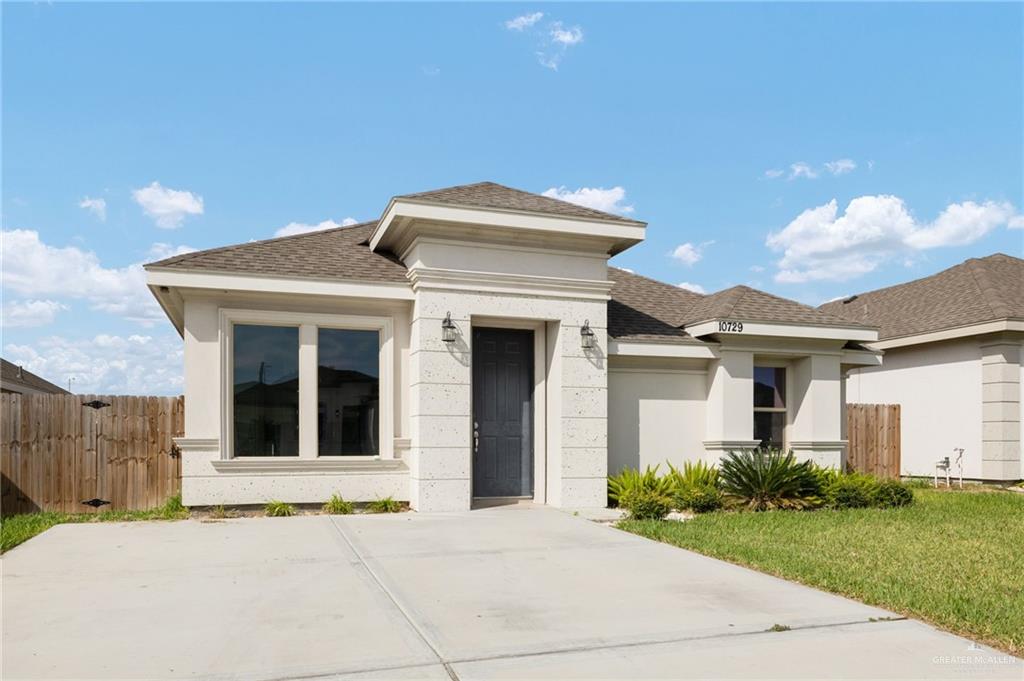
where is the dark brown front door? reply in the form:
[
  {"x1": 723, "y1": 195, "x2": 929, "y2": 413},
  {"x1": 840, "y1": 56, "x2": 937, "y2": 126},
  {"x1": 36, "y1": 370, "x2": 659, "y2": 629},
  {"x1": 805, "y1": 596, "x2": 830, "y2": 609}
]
[{"x1": 472, "y1": 327, "x2": 534, "y2": 498}]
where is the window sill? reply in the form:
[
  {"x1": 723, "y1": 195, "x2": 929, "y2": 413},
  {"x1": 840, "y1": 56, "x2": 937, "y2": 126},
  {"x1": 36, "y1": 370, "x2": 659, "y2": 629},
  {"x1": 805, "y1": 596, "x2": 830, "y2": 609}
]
[{"x1": 211, "y1": 458, "x2": 407, "y2": 475}]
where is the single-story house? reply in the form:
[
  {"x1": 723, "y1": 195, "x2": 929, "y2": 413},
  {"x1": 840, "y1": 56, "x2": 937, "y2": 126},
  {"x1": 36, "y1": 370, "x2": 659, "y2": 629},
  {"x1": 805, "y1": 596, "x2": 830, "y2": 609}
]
[
  {"x1": 146, "y1": 182, "x2": 879, "y2": 510},
  {"x1": 820, "y1": 253, "x2": 1023, "y2": 482},
  {"x1": 0, "y1": 358, "x2": 70, "y2": 395}
]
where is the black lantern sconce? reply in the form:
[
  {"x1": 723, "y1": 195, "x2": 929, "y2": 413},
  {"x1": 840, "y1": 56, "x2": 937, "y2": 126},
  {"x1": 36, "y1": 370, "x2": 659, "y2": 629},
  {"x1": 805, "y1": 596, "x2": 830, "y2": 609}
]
[
  {"x1": 580, "y1": 320, "x2": 596, "y2": 350},
  {"x1": 441, "y1": 312, "x2": 457, "y2": 343}
]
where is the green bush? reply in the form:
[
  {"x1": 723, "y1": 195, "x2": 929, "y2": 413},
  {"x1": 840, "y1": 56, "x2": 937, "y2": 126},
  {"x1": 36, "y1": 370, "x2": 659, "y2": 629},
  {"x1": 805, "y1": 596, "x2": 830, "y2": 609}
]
[
  {"x1": 673, "y1": 484, "x2": 723, "y2": 513},
  {"x1": 667, "y1": 461, "x2": 720, "y2": 490},
  {"x1": 264, "y1": 500, "x2": 295, "y2": 517},
  {"x1": 608, "y1": 465, "x2": 674, "y2": 507},
  {"x1": 872, "y1": 479, "x2": 915, "y2": 508},
  {"x1": 322, "y1": 494, "x2": 354, "y2": 515},
  {"x1": 719, "y1": 449, "x2": 821, "y2": 511},
  {"x1": 620, "y1": 488, "x2": 672, "y2": 520},
  {"x1": 366, "y1": 496, "x2": 402, "y2": 513},
  {"x1": 825, "y1": 473, "x2": 880, "y2": 509}
]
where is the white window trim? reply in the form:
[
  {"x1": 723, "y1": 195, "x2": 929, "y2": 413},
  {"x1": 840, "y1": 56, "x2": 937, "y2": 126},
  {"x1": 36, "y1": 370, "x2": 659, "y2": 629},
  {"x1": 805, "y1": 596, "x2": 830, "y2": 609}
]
[
  {"x1": 219, "y1": 308, "x2": 394, "y2": 461},
  {"x1": 753, "y1": 363, "x2": 790, "y2": 450}
]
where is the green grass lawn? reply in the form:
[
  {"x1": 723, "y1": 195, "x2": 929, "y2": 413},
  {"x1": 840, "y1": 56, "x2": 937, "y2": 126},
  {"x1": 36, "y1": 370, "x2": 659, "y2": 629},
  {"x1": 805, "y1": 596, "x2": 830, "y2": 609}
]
[
  {"x1": 620, "y1": 488, "x2": 1024, "y2": 656},
  {"x1": 1, "y1": 495, "x2": 188, "y2": 553}
]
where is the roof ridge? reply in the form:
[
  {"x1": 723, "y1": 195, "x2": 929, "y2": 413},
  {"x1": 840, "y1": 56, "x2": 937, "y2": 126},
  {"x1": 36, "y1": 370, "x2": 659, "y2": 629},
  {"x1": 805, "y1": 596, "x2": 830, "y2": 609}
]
[
  {"x1": 964, "y1": 257, "x2": 1012, "y2": 319},
  {"x1": 396, "y1": 180, "x2": 644, "y2": 225},
  {"x1": 145, "y1": 220, "x2": 376, "y2": 269}
]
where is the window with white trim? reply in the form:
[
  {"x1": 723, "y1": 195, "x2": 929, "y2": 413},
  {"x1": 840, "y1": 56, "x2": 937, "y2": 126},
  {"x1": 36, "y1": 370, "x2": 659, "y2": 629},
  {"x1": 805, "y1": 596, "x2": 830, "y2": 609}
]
[
  {"x1": 225, "y1": 310, "x2": 391, "y2": 459},
  {"x1": 753, "y1": 366, "x2": 786, "y2": 450},
  {"x1": 317, "y1": 328, "x2": 379, "y2": 456}
]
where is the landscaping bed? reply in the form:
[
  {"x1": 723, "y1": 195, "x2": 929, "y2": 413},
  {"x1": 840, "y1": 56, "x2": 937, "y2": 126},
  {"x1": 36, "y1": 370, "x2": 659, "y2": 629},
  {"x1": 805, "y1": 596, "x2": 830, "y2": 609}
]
[{"x1": 620, "y1": 487, "x2": 1024, "y2": 656}]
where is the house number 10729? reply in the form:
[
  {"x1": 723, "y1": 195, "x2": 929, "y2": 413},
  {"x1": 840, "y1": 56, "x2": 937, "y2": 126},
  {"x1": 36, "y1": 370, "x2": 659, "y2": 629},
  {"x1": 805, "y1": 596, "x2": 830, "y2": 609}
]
[{"x1": 718, "y1": 321, "x2": 744, "y2": 332}]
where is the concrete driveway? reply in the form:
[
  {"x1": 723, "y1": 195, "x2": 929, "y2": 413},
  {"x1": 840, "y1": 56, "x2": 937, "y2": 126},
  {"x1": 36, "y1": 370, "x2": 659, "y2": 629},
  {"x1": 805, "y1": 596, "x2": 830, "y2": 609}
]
[{"x1": 3, "y1": 505, "x2": 1019, "y2": 680}]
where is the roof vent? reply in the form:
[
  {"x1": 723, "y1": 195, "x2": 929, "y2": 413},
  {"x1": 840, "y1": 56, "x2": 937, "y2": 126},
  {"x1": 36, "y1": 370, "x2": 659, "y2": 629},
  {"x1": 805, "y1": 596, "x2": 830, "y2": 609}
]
[{"x1": 841, "y1": 295, "x2": 859, "y2": 304}]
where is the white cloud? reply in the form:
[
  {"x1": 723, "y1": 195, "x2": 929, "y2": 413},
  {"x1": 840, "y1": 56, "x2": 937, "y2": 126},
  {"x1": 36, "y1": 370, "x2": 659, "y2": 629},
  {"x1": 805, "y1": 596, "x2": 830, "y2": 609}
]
[
  {"x1": 749, "y1": 265, "x2": 765, "y2": 273},
  {"x1": 764, "y1": 169, "x2": 785, "y2": 179},
  {"x1": 4, "y1": 333, "x2": 184, "y2": 395},
  {"x1": 550, "y1": 22, "x2": 583, "y2": 45},
  {"x1": 147, "y1": 242, "x2": 198, "y2": 260},
  {"x1": 824, "y1": 159, "x2": 857, "y2": 176},
  {"x1": 506, "y1": 12, "x2": 543, "y2": 31},
  {"x1": 274, "y1": 217, "x2": 358, "y2": 238},
  {"x1": 542, "y1": 186, "x2": 633, "y2": 215},
  {"x1": 1, "y1": 300, "x2": 68, "y2": 328},
  {"x1": 1010, "y1": 215, "x2": 1024, "y2": 229},
  {"x1": 789, "y1": 162, "x2": 819, "y2": 180},
  {"x1": 677, "y1": 282, "x2": 706, "y2": 294},
  {"x1": 670, "y1": 241, "x2": 713, "y2": 267},
  {"x1": 1, "y1": 229, "x2": 188, "y2": 325},
  {"x1": 132, "y1": 181, "x2": 204, "y2": 229},
  {"x1": 766, "y1": 195, "x2": 1020, "y2": 283},
  {"x1": 79, "y1": 197, "x2": 107, "y2": 221}
]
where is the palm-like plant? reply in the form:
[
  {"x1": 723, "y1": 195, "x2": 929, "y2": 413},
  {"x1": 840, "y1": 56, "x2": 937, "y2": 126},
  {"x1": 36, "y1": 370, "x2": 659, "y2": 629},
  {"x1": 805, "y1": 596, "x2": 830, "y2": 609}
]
[
  {"x1": 607, "y1": 465, "x2": 674, "y2": 507},
  {"x1": 719, "y1": 449, "x2": 821, "y2": 511},
  {"x1": 666, "y1": 460, "x2": 720, "y2": 490}
]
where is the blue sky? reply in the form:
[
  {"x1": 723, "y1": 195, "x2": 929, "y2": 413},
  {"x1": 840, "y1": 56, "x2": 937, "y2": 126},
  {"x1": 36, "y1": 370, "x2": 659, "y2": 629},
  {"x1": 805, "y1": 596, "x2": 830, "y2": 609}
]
[{"x1": 3, "y1": 2, "x2": 1022, "y2": 394}]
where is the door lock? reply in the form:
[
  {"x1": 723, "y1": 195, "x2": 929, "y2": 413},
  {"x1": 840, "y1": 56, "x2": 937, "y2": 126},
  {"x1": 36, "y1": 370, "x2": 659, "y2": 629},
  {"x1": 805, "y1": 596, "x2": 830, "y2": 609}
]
[{"x1": 473, "y1": 421, "x2": 479, "y2": 452}]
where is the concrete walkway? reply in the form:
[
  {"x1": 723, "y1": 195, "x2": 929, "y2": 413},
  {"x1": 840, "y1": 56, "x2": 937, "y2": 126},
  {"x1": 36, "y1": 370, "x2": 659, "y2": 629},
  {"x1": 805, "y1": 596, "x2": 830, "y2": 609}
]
[{"x1": 3, "y1": 506, "x2": 1019, "y2": 680}]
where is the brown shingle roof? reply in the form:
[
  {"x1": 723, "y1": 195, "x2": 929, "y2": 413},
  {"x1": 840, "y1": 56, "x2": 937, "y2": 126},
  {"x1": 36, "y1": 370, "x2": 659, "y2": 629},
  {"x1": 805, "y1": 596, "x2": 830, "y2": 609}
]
[
  {"x1": 607, "y1": 268, "x2": 703, "y2": 343},
  {"x1": 819, "y1": 253, "x2": 1024, "y2": 340},
  {"x1": 145, "y1": 221, "x2": 409, "y2": 283},
  {"x1": 682, "y1": 285, "x2": 861, "y2": 327},
  {"x1": 607, "y1": 270, "x2": 867, "y2": 342},
  {"x1": 1, "y1": 358, "x2": 69, "y2": 395},
  {"x1": 396, "y1": 181, "x2": 644, "y2": 226}
]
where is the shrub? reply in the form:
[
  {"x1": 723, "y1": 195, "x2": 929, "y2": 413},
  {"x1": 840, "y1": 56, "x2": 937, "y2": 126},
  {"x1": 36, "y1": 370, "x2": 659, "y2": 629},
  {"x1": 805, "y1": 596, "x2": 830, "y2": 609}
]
[
  {"x1": 872, "y1": 479, "x2": 915, "y2": 508},
  {"x1": 825, "y1": 473, "x2": 880, "y2": 509},
  {"x1": 673, "y1": 484, "x2": 723, "y2": 513},
  {"x1": 719, "y1": 449, "x2": 821, "y2": 511},
  {"x1": 620, "y1": 488, "x2": 672, "y2": 520},
  {"x1": 366, "y1": 496, "x2": 402, "y2": 513},
  {"x1": 608, "y1": 465, "x2": 674, "y2": 507},
  {"x1": 667, "y1": 461, "x2": 720, "y2": 490},
  {"x1": 264, "y1": 500, "x2": 295, "y2": 517},
  {"x1": 322, "y1": 494, "x2": 354, "y2": 515}
]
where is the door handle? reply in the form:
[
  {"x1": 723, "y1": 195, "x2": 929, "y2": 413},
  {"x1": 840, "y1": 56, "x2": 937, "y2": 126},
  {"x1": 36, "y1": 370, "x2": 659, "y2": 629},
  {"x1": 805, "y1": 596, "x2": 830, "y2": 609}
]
[{"x1": 473, "y1": 421, "x2": 479, "y2": 453}]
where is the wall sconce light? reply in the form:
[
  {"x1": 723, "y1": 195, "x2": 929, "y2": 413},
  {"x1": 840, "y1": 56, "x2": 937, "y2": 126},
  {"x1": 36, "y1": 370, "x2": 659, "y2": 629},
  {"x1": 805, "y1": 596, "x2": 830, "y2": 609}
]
[
  {"x1": 441, "y1": 311, "x2": 457, "y2": 343},
  {"x1": 580, "y1": 320, "x2": 596, "y2": 350}
]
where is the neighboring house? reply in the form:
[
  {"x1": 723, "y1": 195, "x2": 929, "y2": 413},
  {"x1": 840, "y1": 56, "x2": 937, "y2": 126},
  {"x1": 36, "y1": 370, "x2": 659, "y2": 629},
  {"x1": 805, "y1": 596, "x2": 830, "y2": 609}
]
[
  {"x1": 146, "y1": 181, "x2": 878, "y2": 510},
  {"x1": 821, "y1": 254, "x2": 1023, "y2": 482},
  {"x1": 0, "y1": 359, "x2": 69, "y2": 396}
]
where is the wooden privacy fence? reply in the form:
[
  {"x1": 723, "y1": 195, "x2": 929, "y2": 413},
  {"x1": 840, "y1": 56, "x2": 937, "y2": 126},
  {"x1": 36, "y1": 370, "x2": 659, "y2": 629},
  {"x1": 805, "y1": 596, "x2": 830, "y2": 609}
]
[
  {"x1": 1, "y1": 394, "x2": 184, "y2": 515},
  {"x1": 846, "y1": 403, "x2": 901, "y2": 479}
]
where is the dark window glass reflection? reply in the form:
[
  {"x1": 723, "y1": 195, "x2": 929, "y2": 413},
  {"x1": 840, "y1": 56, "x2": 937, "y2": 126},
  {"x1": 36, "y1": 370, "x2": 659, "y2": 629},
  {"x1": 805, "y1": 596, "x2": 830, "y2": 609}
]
[
  {"x1": 318, "y1": 329, "x2": 379, "y2": 456},
  {"x1": 754, "y1": 367, "x2": 786, "y2": 408},
  {"x1": 754, "y1": 411, "x2": 785, "y2": 450},
  {"x1": 233, "y1": 325, "x2": 299, "y2": 457}
]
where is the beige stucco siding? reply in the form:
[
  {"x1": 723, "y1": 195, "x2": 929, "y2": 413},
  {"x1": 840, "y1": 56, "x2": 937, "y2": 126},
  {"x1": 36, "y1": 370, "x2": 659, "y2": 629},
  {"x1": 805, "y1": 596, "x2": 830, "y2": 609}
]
[
  {"x1": 607, "y1": 366, "x2": 706, "y2": 474},
  {"x1": 845, "y1": 338, "x2": 984, "y2": 479}
]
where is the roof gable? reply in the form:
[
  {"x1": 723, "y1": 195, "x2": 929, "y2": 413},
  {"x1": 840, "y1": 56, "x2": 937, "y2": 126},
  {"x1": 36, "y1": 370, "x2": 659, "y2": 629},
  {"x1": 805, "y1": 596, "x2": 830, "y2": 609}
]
[
  {"x1": 395, "y1": 181, "x2": 644, "y2": 226},
  {"x1": 683, "y1": 285, "x2": 858, "y2": 327}
]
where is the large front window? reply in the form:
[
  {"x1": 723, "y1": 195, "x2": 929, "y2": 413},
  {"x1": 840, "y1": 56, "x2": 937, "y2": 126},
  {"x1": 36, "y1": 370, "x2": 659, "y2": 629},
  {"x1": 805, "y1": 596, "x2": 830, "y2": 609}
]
[
  {"x1": 318, "y1": 328, "x2": 379, "y2": 456},
  {"x1": 753, "y1": 366, "x2": 786, "y2": 450},
  {"x1": 233, "y1": 324, "x2": 299, "y2": 457},
  {"x1": 227, "y1": 313, "x2": 389, "y2": 459}
]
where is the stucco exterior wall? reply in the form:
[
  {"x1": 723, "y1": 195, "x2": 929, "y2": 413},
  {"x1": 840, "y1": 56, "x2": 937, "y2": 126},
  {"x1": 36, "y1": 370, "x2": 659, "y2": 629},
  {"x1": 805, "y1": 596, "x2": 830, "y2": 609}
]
[
  {"x1": 845, "y1": 338, "x2": 985, "y2": 479},
  {"x1": 607, "y1": 364, "x2": 706, "y2": 474},
  {"x1": 177, "y1": 292, "x2": 414, "y2": 506},
  {"x1": 407, "y1": 288, "x2": 608, "y2": 511}
]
